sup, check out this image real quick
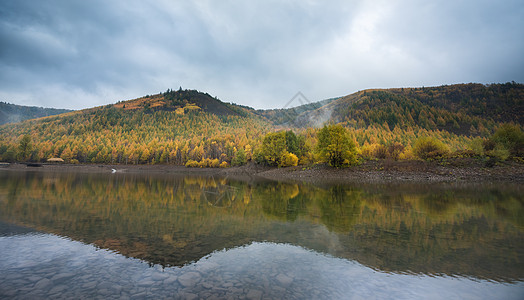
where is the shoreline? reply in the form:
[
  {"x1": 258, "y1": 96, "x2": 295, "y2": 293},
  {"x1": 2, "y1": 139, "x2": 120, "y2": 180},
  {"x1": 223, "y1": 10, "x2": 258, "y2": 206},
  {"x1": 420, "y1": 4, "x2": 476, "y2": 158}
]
[{"x1": 2, "y1": 158, "x2": 523, "y2": 185}]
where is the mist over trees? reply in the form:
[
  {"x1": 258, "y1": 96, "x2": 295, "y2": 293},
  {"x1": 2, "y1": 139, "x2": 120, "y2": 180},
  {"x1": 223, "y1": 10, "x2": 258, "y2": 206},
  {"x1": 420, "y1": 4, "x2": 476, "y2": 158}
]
[{"x1": 0, "y1": 102, "x2": 72, "y2": 125}]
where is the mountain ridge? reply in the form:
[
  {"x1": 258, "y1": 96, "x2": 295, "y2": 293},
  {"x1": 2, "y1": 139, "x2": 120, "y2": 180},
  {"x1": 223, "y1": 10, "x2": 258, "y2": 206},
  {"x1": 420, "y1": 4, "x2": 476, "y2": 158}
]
[
  {"x1": 0, "y1": 102, "x2": 72, "y2": 125},
  {"x1": 3, "y1": 82, "x2": 522, "y2": 129},
  {"x1": 0, "y1": 83, "x2": 522, "y2": 165},
  {"x1": 287, "y1": 83, "x2": 523, "y2": 136}
]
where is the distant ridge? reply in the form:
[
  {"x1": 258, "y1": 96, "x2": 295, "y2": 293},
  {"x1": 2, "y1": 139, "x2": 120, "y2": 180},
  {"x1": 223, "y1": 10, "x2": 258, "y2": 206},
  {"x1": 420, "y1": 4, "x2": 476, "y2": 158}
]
[
  {"x1": 255, "y1": 97, "x2": 338, "y2": 127},
  {"x1": 278, "y1": 83, "x2": 524, "y2": 135},
  {"x1": 0, "y1": 102, "x2": 72, "y2": 125}
]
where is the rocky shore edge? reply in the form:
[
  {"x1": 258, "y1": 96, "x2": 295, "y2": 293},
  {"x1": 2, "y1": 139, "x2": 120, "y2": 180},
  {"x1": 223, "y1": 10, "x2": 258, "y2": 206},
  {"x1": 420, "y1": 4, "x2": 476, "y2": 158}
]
[{"x1": 2, "y1": 158, "x2": 523, "y2": 185}]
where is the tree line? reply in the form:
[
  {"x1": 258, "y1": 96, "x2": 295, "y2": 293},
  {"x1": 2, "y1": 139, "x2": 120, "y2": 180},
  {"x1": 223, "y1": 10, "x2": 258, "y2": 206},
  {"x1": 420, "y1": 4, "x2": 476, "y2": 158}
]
[{"x1": 0, "y1": 86, "x2": 522, "y2": 167}]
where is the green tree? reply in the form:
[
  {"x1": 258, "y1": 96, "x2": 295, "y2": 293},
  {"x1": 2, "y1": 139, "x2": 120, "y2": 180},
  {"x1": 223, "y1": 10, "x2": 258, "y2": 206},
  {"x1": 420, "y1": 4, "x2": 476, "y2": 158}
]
[
  {"x1": 17, "y1": 135, "x2": 33, "y2": 162},
  {"x1": 316, "y1": 124, "x2": 357, "y2": 167},
  {"x1": 232, "y1": 148, "x2": 247, "y2": 166},
  {"x1": 260, "y1": 131, "x2": 287, "y2": 166},
  {"x1": 259, "y1": 131, "x2": 307, "y2": 166},
  {"x1": 285, "y1": 131, "x2": 299, "y2": 155},
  {"x1": 489, "y1": 124, "x2": 524, "y2": 158},
  {"x1": 2, "y1": 147, "x2": 16, "y2": 162},
  {"x1": 285, "y1": 130, "x2": 308, "y2": 159}
]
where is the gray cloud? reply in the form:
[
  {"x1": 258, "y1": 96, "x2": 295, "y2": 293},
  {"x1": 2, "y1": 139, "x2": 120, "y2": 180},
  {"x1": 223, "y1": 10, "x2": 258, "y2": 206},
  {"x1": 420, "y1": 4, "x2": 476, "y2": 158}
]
[{"x1": 0, "y1": 0, "x2": 523, "y2": 110}]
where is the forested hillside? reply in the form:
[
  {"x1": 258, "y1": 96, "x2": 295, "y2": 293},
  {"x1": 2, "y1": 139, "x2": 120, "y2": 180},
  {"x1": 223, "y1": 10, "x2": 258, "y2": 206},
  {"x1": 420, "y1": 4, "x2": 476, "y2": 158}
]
[
  {"x1": 114, "y1": 89, "x2": 253, "y2": 118},
  {"x1": 287, "y1": 83, "x2": 523, "y2": 162},
  {"x1": 0, "y1": 84, "x2": 522, "y2": 165},
  {"x1": 295, "y1": 82, "x2": 523, "y2": 136},
  {"x1": 0, "y1": 89, "x2": 270, "y2": 165},
  {"x1": 0, "y1": 102, "x2": 72, "y2": 125}
]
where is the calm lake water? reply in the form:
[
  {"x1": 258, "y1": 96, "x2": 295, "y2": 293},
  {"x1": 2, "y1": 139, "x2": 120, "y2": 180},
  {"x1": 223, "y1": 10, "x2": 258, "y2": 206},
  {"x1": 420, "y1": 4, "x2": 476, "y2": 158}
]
[{"x1": 0, "y1": 170, "x2": 523, "y2": 299}]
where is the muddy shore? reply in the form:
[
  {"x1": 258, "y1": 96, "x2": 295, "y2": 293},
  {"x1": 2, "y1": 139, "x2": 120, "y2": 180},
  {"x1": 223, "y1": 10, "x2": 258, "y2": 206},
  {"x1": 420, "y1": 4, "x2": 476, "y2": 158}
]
[{"x1": 2, "y1": 158, "x2": 523, "y2": 185}]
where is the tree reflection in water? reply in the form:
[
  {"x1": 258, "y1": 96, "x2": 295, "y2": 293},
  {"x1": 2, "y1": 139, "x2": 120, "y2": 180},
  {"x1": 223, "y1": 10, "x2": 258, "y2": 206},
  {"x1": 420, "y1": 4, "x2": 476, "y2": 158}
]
[{"x1": 0, "y1": 171, "x2": 522, "y2": 282}]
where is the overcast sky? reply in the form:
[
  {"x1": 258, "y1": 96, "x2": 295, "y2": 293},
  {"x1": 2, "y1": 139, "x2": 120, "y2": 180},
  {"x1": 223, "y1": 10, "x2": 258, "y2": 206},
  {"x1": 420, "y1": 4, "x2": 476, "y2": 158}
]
[{"x1": 1, "y1": 0, "x2": 523, "y2": 110}]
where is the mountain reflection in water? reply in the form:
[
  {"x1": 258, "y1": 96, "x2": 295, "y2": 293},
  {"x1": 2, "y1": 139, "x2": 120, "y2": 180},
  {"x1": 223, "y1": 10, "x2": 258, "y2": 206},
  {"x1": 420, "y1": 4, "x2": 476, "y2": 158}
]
[
  {"x1": 0, "y1": 170, "x2": 522, "y2": 284},
  {"x1": 1, "y1": 233, "x2": 522, "y2": 300}
]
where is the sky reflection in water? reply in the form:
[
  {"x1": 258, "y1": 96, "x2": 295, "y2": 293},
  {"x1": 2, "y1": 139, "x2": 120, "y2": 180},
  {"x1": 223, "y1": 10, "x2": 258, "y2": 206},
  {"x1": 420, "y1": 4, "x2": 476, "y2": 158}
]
[
  {"x1": 0, "y1": 170, "x2": 523, "y2": 298},
  {"x1": 1, "y1": 232, "x2": 522, "y2": 300}
]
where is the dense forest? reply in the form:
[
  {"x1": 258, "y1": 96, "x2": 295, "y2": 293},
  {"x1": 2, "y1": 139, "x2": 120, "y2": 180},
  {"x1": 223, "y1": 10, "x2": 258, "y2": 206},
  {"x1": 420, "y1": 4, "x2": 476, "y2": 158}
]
[
  {"x1": 0, "y1": 83, "x2": 522, "y2": 166},
  {"x1": 0, "y1": 90, "x2": 269, "y2": 165},
  {"x1": 0, "y1": 102, "x2": 72, "y2": 125}
]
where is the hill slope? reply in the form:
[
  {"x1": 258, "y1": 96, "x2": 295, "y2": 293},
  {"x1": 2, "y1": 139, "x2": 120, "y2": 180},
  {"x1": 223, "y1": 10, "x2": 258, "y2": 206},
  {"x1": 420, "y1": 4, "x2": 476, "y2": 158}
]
[
  {"x1": 0, "y1": 102, "x2": 72, "y2": 125},
  {"x1": 0, "y1": 89, "x2": 270, "y2": 164},
  {"x1": 113, "y1": 89, "x2": 252, "y2": 118},
  {"x1": 293, "y1": 83, "x2": 523, "y2": 137},
  {"x1": 0, "y1": 83, "x2": 522, "y2": 164}
]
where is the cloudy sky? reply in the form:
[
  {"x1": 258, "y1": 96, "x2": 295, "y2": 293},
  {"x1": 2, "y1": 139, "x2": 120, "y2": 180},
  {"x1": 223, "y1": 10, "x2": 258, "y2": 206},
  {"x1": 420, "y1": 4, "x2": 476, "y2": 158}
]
[{"x1": 1, "y1": 0, "x2": 523, "y2": 110}]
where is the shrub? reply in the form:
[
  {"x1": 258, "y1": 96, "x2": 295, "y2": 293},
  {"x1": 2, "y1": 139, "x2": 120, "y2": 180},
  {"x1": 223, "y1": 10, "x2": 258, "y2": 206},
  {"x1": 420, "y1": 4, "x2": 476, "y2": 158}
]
[
  {"x1": 219, "y1": 161, "x2": 229, "y2": 168},
  {"x1": 360, "y1": 143, "x2": 379, "y2": 160},
  {"x1": 185, "y1": 160, "x2": 199, "y2": 168},
  {"x1": 482, "y1": 139, "x2": 496, "y2": 152},
  {"x1": 489, "y1": 124, "x2": 524, "y2": 158},
  {"x1": 387, "y1": 142, "x2": 405, "y2": 160},
  {"x1": 298, "y1": 153, "x2": 313, "y2": 165},
  {"x1": 210, "y1": 158, "x2": 220, "y2": 168},
  {"x1": 469, "y1": 138, "x2": 485, "y2": 156},
  {"x1": 451, "y1": 149, "x2": 476, "y2": 158},
  {"x1": 398, "y1": 148, "x2": 414, "y2": 160},
  {"x1": 280, "y1": 151, "x2": 298, "y2": 167},
  {"x1": 373, "y1": 144, "x2": 387, "y2": 159},
  {"x1": 486, "y1": 146, "x2": 510, "y2": 161},
  {"x1": 412, "y1": 137, "x2": 449, "y2": 160},
  {"x1": 361, "y1": 142, "x2": 404, "y2": 160},
  {"x1": 199, "y1": 158, "x2": 210, "y2": 167}
]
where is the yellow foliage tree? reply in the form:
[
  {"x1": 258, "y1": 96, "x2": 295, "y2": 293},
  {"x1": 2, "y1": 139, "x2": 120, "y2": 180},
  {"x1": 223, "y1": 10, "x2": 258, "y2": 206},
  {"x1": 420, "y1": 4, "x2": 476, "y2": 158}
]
[{"x1": 280, "y1": 151, "x2": 298, "y2": 167}]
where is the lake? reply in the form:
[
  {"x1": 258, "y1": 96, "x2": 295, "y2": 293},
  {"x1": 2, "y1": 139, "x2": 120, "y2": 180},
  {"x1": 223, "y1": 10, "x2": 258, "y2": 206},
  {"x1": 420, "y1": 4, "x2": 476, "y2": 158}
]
[{"x1": 0, "y1": 170, "x2": 523, "y2": 299}]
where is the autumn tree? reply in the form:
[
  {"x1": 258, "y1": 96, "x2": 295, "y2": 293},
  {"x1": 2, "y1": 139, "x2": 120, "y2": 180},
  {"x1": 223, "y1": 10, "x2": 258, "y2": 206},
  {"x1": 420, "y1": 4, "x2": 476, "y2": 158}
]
[
  {"x1": 280, "y1": 151, "x2": 298, "y2": 167},
  {"x1": 412, "y1": 137, "x2": 449, "y2": 160},
  {"x1": 232, "y1": 148, "x2": 247, "y2": 166},
  {"x1": 259, "y1": 131, "x2": 287, "y2": 166},
  {"x1": 489, "y1": 123, "x2": 524, "y2": 158},
  {"x1": 1, "y1": 146, "x2": 16, "y2": 162},
  {"x1": 17, "y1": 135, "x2": 33, "y2": 162},
  {"x1": 60, "y1": 147, "x2": 73, "y2": 163},
  {"x1": 316, "y1": 124, "x2": 357, "y2": 168},
  {"x1": 257, "y1": 130, "x2": 307, "y2": 166}
]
